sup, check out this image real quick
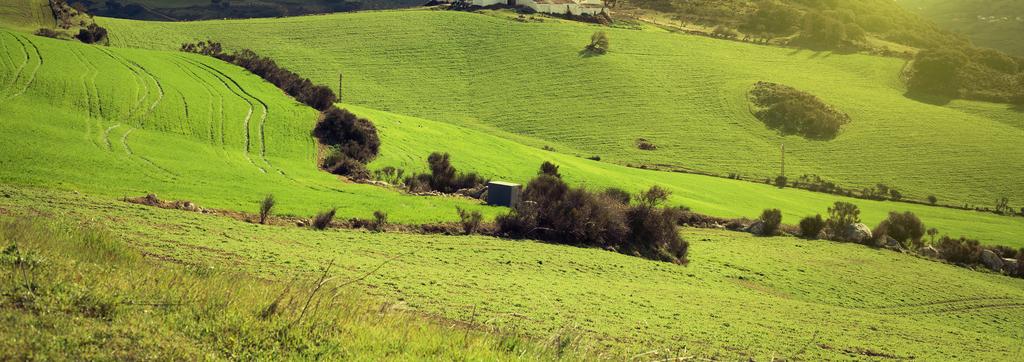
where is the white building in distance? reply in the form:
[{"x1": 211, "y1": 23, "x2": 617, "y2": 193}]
[{"x1": 470, "y1": 0, "x2": 606, "y2": 16}]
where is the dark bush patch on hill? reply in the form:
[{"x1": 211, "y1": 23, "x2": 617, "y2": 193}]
[
  {"x1": 404, "y1": 152, "x2": 488, "y2": 194},
  {"x1": 749, "y1": 82, "x2": 849, "y2": 140},
  {"x1": 908, "y1": 47, "x2": 1024, "y2": 104},
  {"x1": 497, "y1": 166, "x2": 688, "y2": 264}
]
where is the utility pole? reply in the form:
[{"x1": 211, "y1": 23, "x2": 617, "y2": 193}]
[{"x1": 781, "y1": 143, "x2": 785, "y2": 177}]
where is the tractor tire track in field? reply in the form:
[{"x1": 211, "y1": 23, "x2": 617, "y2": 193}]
[
  {"x1": 0, "y1": 33, "x2": 20, "y2": 92},
  {"x1": 178, "y1": 56, "x2": 268, "y2": 174},
  {"x1": 172, "y1": 58, "x2": 225, "y2": 147},
  {"x1": 121, "y1": 128, "x2": 179, "y2": 180},
  {"x1": 2, "y1": 33, "x2": 41, "y2": 101},
  {"x1": 97, "y1": 48, "x2": 149, "y2": 123},
  {"x1": 103, "y1": 124, "x2": 120, "y2": 151},
  {"x1": 69, "y1": 47, "x2": 104, "y2": 148},
  {"x1": 0, "y1": 33, "x2": 29, "y2": 98},
  {"x1": 867, "y1": 296, "x2": 1024, "y2": 316}
]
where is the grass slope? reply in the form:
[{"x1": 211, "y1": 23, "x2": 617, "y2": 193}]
[
  {"x1": 897, "y1": 0, "x2": 1024, "y2": 56},
  {"x1": 0, "y1": 213, "x2": 583, "y2": 360},
  {"x1": 0, "y1": 26, "x2": 1021, "y2": 247},
  {"x1": 100, "y1": 10, "x2": 1024, "y2": 208},
  {"x1": 3, "y1": 186, "x2": 1023, "y2": 360},
  {"x1": 358, "y1": 104, "x2": 1024, "y2": 248},
  {"x1": 0, "y1": 0, "x2": 53, "y2": 32},
  {"x1": 0, "y1": 29, "x2": 499, "y2": 223}
]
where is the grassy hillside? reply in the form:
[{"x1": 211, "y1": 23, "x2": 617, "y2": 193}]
[
  {"x1": 4, "y1": 186, "x2": 1024, "y2": 360},
  {"x1": 99, "y1": 10, "x2": 1024, "y2": 209},
  {"x1": 0, "y1": 25, "x2": 1021, "y2": 247},
  {"x1": 0, "y1": 0, "x2": 54, "y2": 31},
  {"x1": 897, "y1": 0, "x2": 1024, "y2": 56},
  {"x1": 359, "y1": 104, "x2": 1024, "y2": 248},
  {"x1": 0, "y1": 29, "x2": 498, "y2": 223},
  {"x1": 0, "y1": 210, "x2": 583, "y2": 360}
]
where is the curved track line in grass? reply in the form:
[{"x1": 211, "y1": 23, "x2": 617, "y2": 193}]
[
  {"x1": 103, "y1": 124, "x2": 120, "y2": 151},
  {"x1": 125, "y1": 58, "x2": 164, "y2": 122},
  {"x1": 6, "y1": 35, "x2": 42, "y2": 100},
  {"x1": 188, "y1": 58, "x2": 274, "y2": 172},
  {"x1": 171, "y1": 58, "x2": 224, "y2": 146},
  {"x1": 97, "y1": 48, "x2": 148, "y2": 123},
  {"x1": 177, "y1": 56, "x2": 267, "y2": 174},
  {"x1": 0, "y1": 33, "x2": 18, "y2": 90},
  {"x1": 121, "y1": 128, "x2": 179, "y2": 180},
  {"x1": 0, "y1": 33, "x2": 31, "y2": 100},
  {"x1": 68, "y1": 48, "x2": 97, "y2": 146}
]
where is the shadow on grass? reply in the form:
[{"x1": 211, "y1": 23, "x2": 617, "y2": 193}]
[
  {"x1": 904, "y1": 90, "x2": 954, "y2": 106},
  {"x1": 1011, "y1": 103, "x2": 1024, "y2": 113}
]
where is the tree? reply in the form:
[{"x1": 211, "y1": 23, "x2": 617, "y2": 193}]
[
  {"x1": 927, "y1": 195, "x2": 938, "y2": 205},
  {"x1": 800, "y1": 12, "x2": 847, "y2": 48},
  {"x1": 889, "y1": 189, "x2": 903, "y2": 201},
  {"x1": 875, "y1": 211, "x2": 926, "y2": 248},
  {"x1": 826, "y1": 201, "x2": 860, "y2": 234},
  {"x1": 774, "y1": 175, "x2": 787, "y2": 188},
  {"x1": 799, "y1": 214, "x2": 826, "y2": 239},
  {"x1": 259, "y1": 194, "x2": 276, "y2": 224},
  {"x1": 539, "y1": 161, "x2": 561, "y2": 178},
  {"x1": 926, "y1": 227, "x2": 939, "y2": 245},
  {"x1": 758, "y1": 209, "x2": 783, "y2": 236},
  {"x1": 586, "y1": 31, "x2": 609, "y2": 54},
  {"x1": 996, "y1": 197, "x2": 1010, "y2": 215},
  {"x1": 908, "y1": 48, "x2": 968, "y2": 96}
]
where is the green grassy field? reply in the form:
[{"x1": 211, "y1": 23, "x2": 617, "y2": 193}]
[
  {"x1": 1, "y1": 26, "x2": 1022, "y2": 247},
  {"x1": 0, "y1": 29, "x2": 500, "y2": 223},
  {"x1": 0, "y1": 0, "x2": 53, "y2": 32},
  {"x1": 0, "y1": 203, "x2": 585, "y2": 360},
  {"x1": 3, "y1": 186, "x2": 1023, "y2": 360},
  {"x1": 98, "y1": 9, "x2": 1024, "y2": 209}
]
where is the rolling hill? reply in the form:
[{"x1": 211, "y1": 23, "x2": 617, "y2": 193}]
[
  {"x1": 0, "y1": 28, "x2": 495, "y2": 223},
  {"x1": 897, "y1": 0, "x2": 1024, "y2": 56},
  {"x1": 98, "y1": 9, "x2": 1024, "y2": 211},
  {"x1": 1, "y1": 26, "x2": 1022, "y2": 246}
]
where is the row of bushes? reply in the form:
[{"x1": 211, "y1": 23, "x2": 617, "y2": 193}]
[
  {"x1": 180, "y1": 41, "x2": 379, "y2": 178},
  {"x1": 750, "y1": 201, "x2": 1024, "y2": 278},
  {"x1": 496, "y1": 164, "x2": 689, "y2": 264}
]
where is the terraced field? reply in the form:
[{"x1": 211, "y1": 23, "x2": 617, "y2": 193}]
[
  {"x1": 3, "y1": 186, "x2": 1023, "y2": 360},
  {"x1": 99, "y1": 10, "x2": 1024, "y2": 208},
  {"x1": 0, "y1": 29, "x2": 495, "y2": 223}
]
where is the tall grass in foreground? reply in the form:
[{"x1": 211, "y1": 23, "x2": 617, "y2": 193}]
[{"x1": 0, "y1": 217, "x2": 594, "y2": 360}]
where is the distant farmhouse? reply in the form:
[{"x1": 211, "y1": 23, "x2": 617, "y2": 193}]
[{"x1": 468, "y1": 0, "x2": 606, "y2": 16}]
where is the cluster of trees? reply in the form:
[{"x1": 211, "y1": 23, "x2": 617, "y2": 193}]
[
  {"x1": 908, "y1": 46, "x2": 1024, "y2": 103},
  {"x1": 497, "y1": 164, "x2": 689, "y2": 264},
  {"x1": 404, "y1": 153, "x2": 487, "y2": 193},
  {"x1": 181, "y1": 41, "x2": 380, "y2": 178},
  {"x1": 748, "y1": 82, "x2": 849, "y2": 140}
]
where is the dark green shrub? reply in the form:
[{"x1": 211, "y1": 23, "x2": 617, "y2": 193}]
[
  {"x1": 603, "y1": 188, "x2": 631, "y2": 205},
  {"x1": 585, "y1": 31, "x2": 609, "y2": 54},
  {"x1": 371, "y1": 211, "x2": 387, "y2": 232},
  {"x1": 749, "y1": 82, "x2": 849, "y2": 140},
  {"x1": 874, "y1": 211, "x2": 926, "y2": 248},
  {"x1": 799, "y1": 214, "x2": 826, "y2": 239},
  {"x1": 936, "y1": 236, "x2": 982, "y2": 265},
  {"x1": 258, "y1": 194, "x2": 275, "y2": 224},
  {"x1": 774, "y1": 175, "x2": 787, "y2": 188},
  {"x1": 405, "y1": 152, "x2": 487, "y2": 194},
  {"x1": 312, "y1": 209, "x2": 336, "y2": 230},
  {"x1": 456, "y1": 207, "x2": 483, "y2": 235},
  {"x1": 826, "y1": 201, "x2": 860, "y2": 234},
  {"x1": 758, "y1": 209, "x2": 782, "y2": 236},
  {"x1": 539, "y1": 161, "x2": 561, "y2": 178}
]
